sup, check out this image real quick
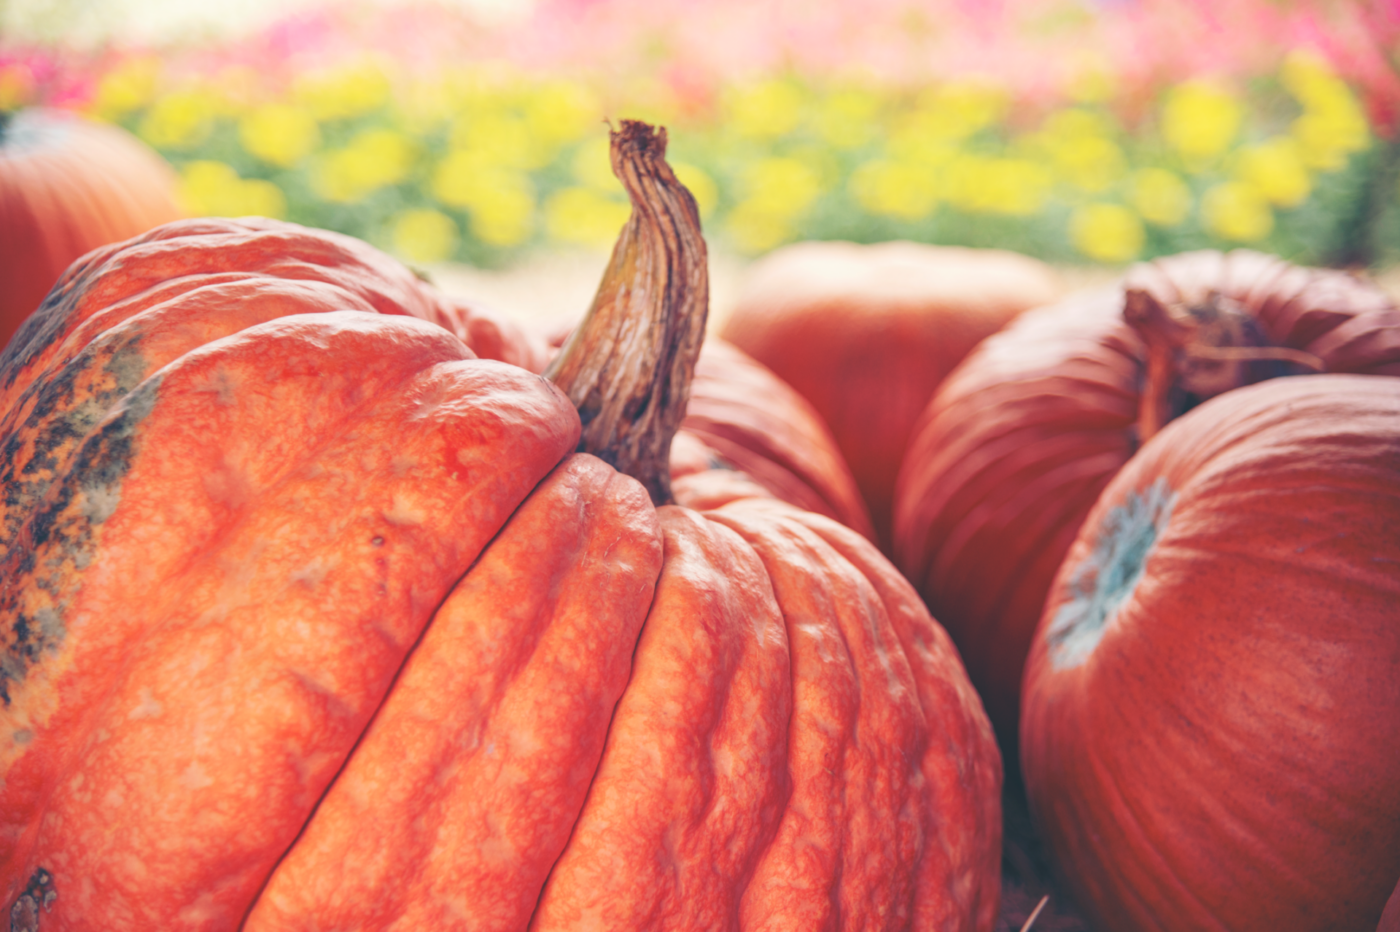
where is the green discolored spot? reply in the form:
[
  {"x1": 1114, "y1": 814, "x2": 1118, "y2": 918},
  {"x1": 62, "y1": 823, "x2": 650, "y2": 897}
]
[{"x1": 1046, "y1": 477, "x2": 1176, "y2": 670}]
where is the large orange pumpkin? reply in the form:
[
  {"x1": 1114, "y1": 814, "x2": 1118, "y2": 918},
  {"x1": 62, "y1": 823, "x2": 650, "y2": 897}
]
[
  {"x1": 719, "y1": 240, "x2": 1064, "y2": 552},
  {"x1": 0, "y1": 107, "x2": 184, "y2": 352},
  {"x1": 0, "y1": 122, "x2": 1001, "y2": 931},
  {"x1": 1021, "y1": 373, "x2": 1400, "y2": 932},
  {"x1": 892, "y1": 249, "x2": 1400, "y2": 752}
]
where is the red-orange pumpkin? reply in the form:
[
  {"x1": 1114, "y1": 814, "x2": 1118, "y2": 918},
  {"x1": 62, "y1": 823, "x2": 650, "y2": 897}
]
[
  {"x1": 719, "y1": 240, "x2": 1064, "y2": 551},
  {"x1": 1382, "y1": 880, "x2": 1400, "y2": 932},
  {"x1": 892, "y1": 249, "x2": 1400, "y2": 752},
  {"x1": 668, "y1": 337, "x2": 875, "y2": 539},
  {"x1": 0, "y1": 107, "x2": 184, "y2": 352},
  {"x1": 1020, "y1": 373, "x2": 1400, "y2": 932},
  {"x1": 1, "y1": 122, "x2": 1001, "y2": 931}
]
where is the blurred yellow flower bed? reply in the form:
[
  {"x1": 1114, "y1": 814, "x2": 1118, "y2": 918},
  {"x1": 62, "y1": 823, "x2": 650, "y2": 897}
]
[{"x1": 4, "y1": 4, "x2": 1395, "y2": 272}]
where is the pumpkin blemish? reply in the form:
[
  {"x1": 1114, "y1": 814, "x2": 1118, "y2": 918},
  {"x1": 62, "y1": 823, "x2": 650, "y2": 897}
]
[{"x1": 1046, "y1": 477, "x2": 1176, "y2": 669}]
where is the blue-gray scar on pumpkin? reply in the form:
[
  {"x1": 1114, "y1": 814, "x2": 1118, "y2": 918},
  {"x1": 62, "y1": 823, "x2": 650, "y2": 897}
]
[{"x1": 1046, "y1": 477, "x2": 1177, "y2": 670}]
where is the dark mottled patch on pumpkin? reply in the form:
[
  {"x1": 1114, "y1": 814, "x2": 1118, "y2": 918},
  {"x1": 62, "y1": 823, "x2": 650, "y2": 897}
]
[
  {"x1": 8, "y1": 867, "x2": 56, "y2": 932},
  {"x1": 1, "y1": 327, "x2": 150, "y2": 557},
  {"x1": 1, "y1": 377, "x2": 158, "y2": 707}
]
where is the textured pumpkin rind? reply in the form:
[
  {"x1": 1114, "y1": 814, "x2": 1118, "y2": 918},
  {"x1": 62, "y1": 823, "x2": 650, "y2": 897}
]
[
  {"x1": 755, "y1": 503, "x2": 1003, "y2": 932},
  {"x1": 2, "y1": 196, "x2": 1002, "y2": 929},
  {"x1": 720, "y1": 240, "x2": 1064, "y2": 551},
  {"x1": 894, "y1": 252, "x2": 1400, "y2": 750},
  {"x1": 531, "y1": 498, "x2": 1001, "y2": 931},
  {"x1": 0, "y1": 313, "x2": 579, "y2": 925},
  {"x1": 892, "y1": 287, "x2": 1141, "y2": 745},
  {"x1": 245, "y1": 454, "x2": 662, "y2": 932},
  {"x1": 0, "y1": 109, "x2": 185, "y2": 351},
  {"x1": 677, "y1": 339, "x2": 875, "y2": 540},
  {"x1": 1021, "y1": 374, "x2": 1400, "y2": 932},
  {"x1": 0, "y1": 217, "x2": 497, "y2": 566}
]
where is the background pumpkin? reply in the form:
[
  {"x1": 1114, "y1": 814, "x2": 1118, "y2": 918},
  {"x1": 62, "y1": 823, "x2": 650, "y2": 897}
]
[
  {"x1": 1020, "y1": 372, "x2": 1400, "y2": 932},
  {"x1": 891, "y1": 249, "x2": 1400, "y2": 755},
  {"x1": 718, "y1": 239, "x2": 1064, "y2": 553},
  {"x1": 0, "y1": 107, "x2": 185, "y2": 352},
  {"x1": 1, "y1": 122, "x2": 1001, "y2": 931}
]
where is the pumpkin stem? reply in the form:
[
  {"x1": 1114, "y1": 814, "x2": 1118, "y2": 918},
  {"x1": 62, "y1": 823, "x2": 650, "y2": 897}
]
[
  {"x1": 1124, "y1": 286, "x2": 1324, "y2": 443},
  {"x1": 545, "y1": 120, "x2": 709, "y2": 506}
]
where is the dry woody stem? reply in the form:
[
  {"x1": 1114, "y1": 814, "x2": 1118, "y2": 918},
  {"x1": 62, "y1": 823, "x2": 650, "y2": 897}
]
[
  {"x1": 545, "y1": 120, "x2": 709, "y2": 506},
  {"x1": 1124, "y1": 286, "x2": 1324, "y2": 443}
]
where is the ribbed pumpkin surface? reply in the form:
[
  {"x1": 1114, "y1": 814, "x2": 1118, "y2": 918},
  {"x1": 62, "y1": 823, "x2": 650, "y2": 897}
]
[
  {"x1": 2, "y1": 192, "x2": 1001, "y2": 926},
  {"x1": 893, "y1": 249, "x2": 1400, "y2": 751},
  {"x1": 673, "y1": 338, "x2": 875, "y2": 540},
  {"x1": 0, "y1": 108, "x2": 185, "y2": 352},
  {"x1": 1022, "y1": 373, "x2": 1400, "y2": 932}
]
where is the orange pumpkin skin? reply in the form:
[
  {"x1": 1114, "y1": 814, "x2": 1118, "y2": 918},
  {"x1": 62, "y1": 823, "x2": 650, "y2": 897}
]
[
  {"x1": 719, "y1": 240, "x2": 1063, "y2": 552},
  {"x1": 1021, "y1": 374, "x2": 1400, "y2": 932},
  {"x1": 672, "y1": 338, "x2": 876, "y2": 540},
  {"x1": 0, "y1": 218, "x2": 589, "y2": 925},
  {"x1": 2, "y1": 209, "x2": 1002, "y2": 927},
  {"x1": 0, "y1": 108, "x2": 184, "y2": 352},
  {"x1": 892, "y1": 250, "x2": 1400, "y2": 752}
]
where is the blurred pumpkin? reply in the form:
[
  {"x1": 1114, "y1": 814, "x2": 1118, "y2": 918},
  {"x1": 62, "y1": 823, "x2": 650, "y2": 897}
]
[
  {"x1": 892, "y1": 249, "x2": 1400, "y2": 753},
  {"x1": 0, "y1": 122, "x2": 1001, "y2": 931},
  {"x1": 0, "y1": 107, "x2": 184, "y2": 351},
  {"x1": 719, "y1": 240, "x2": 1064, "y2": 552},
  {"x1": 1021, "y1": 373, "x2": 1400, "y2": 932}
]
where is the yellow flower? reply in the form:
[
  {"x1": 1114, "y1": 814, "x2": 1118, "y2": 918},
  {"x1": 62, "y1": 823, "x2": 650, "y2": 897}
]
[
  {"x1": 177, "y1": 161, "x2": 286, "y2": 219},
  {"x1": 813, "y1": 87, "x2": 883, "y2": 150},
  {"x1": 139, "y1": 89, "x2": 219, "y2": 149},
  {"x1": 90, "y1": 57, "x2": 161, "y2": 121},
  {"x1": 914, "y1": 80, "x2": 1009, "y2": 140},
  {"x1": 945, "y1": 156, "x2": 1051, "y2": 216},
  {"x1": 1202, "y1": 182, "x2": 1273, "y2": 242},
  {"x1": 429, "y1": 153, "x2": 535, "y2": 247},
  {"x1": 1281, "y1": 50, "x2": 1352, "y2": 112},
  {"x1": 293, "y1": 58, "x2": 392, "y2": 121},
  {"x1": 720, "y1": 154, "x2": 825, "y2": 252},
  {"x1": 239, "y1": 180, "x2": 287, "y2": 219},
  {"x1": 391, "y1": 209, "x2": 459, "y2": 265},
  {"x1": 467, "y1": 181, "x2": 535, "y2": 247},
  {"x1": 544, "y1": 187, "x2": 630, "y2": 248},
  {"x1": 1034, "y1": 121, "x2": 1126, "y2": 193},
  {"x1": 525, "y1": 81, "x2": 602, "y2": 150},
  {"x1": 240, "y1": 104, "x2": 320, "y2": 168},
  {"x1": 1161, "y1": 80, "x2": 1243, "y2": 166},
  {"x1": 726, "y1": 80, "x2": 805, "y2": 139},
  {"x1": 1282, "y1": 55, "x2": 1371, "y2": 172},
  {"x1": 450, "y1": 110, "x2": 549, "y2": 171},
  {"x1": 850, "y1": 159, "x2": 939, "y2": 220},
  {"x1": 739, "y1": 157, "x2": 823, "y2": 219},
  {"x1": 1292, "y1": 108, "x2": 1369, "y2": 171},
  {"x1": 397, "y1": 76, "x2": 457, "y2": 135},
  {"x1": 571, "y1": 136, "x2": 620, "y2": 192},
  {"x1": 1129, "y1": 168, "x2": 1191, "y2": 227},
  {"x1": 1070, "y1": 203, "x2": 1144, "y2": 263},
  {"x1": 1235, "y1": 137, "x2": 1311, "y2": 207},
  {"x1": 671, "y1": 162, "x2": 718, "y2": 219},
  {"x1": 724, "y1": 200, "x2": 795, "y2": 253},
  {"x1": 311, "y1": 129, "x2": 416, "y2": 203}
]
